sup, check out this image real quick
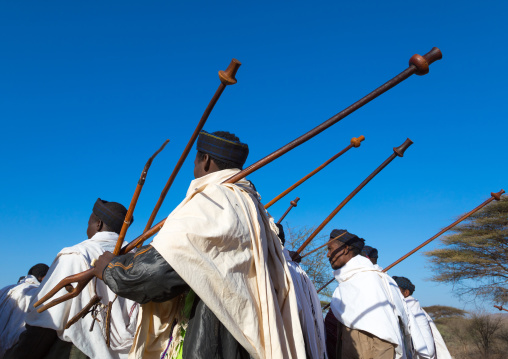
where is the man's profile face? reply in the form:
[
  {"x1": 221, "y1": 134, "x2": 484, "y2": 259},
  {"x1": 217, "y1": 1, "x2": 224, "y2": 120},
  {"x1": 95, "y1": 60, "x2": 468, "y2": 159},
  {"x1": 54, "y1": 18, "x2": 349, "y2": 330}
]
[
  {"x1": 327, "y1": 241, "x2": 347, "y2": 270},
  {"x1": 398, "y1": 287, "x2": 410, "y2": 298}
]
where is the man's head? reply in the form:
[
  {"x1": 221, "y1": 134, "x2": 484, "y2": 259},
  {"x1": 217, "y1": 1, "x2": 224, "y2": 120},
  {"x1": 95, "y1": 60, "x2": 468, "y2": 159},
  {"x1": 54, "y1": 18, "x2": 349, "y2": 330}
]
[
  {"x1": 28, "y1": 263, "x2": 49, "y2": 283},
  {"x1": 87, "y1": 199, "x2": 132, "y2": 239},
  {"x1": 326, "y1": 229, "x2": 365, "y2": 270},
  {"x1": 392, "y1": 276, "x2": 415, "y2": 298},
  {"x1": 361, "y1": 245, "x2": 379, "y2": 265},
  {"x1": 194, "y1": 130, "x2": 249, "y2": 179}
]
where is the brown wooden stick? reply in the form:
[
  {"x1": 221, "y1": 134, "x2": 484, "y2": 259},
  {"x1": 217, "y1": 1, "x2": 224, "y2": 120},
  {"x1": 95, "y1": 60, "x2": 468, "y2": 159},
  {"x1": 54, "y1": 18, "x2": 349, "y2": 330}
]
[
  {"x1": 322, "y1": 302, "x2": 331, "y2": 311},
  {"x1": 299, "y1": 232, "x2": 347, "y2": 259},
  {"x1": 113, "y1": 139, "x2": 169, "y2": 255},
  {"x1": 143, "y1": 59, "x2": 241, "y2": 233},
  {"x1": 277, "y1": 197, "x2": 300, "y2": 224},
  {"x1": 292, "y1": 138, "x2": 413, "y2": 260},
  {"x1": 223, "y1": 48, "x2": 441, "y2": 185},
  {"x1": 35, "y1": 47, "x2": 442, "y2": 312},
  {"x1": 317, "y1": 278, "x2": 335, "y2": 293},
  {"x1": 383, "y1": 190, "x2": 505, "y2": 272},
  {"x1": 494, "y1": 305, "x2": 508, "y2": 313},
  {"x1": 265, "y1": 136, "x2": 365, "y2": 209},
  {"x1": 64, "y1": 295, "x2": 101, "y2": 329}
]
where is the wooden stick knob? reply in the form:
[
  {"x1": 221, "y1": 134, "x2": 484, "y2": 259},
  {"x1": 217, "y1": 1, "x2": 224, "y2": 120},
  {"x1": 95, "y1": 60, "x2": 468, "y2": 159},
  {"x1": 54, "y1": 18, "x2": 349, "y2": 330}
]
[
  {"x1": 350, "y1": 135, "x2": 365, "y2": 148},
  {"x1": 409, "y1": 47, "x2": 442, "y2": 75},
  {"x1": 291, "y1": 197, "x2": 300, "y2": 207},
  {"x1": 491, "y1": 189, "x2": 505, "y2": 201},
  {"x1": 219, "y1": 59, "x2": 242, "y2": 85},
  {"x1": 393, "y1": 138, "x2": 413, "y2": 157}
]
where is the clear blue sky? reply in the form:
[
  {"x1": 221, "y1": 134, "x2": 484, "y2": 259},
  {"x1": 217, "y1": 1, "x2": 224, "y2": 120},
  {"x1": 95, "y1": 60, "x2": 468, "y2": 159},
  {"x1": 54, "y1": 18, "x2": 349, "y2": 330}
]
[{"x1": 1, "y1": 1, "x2": 506, "y2": 312}]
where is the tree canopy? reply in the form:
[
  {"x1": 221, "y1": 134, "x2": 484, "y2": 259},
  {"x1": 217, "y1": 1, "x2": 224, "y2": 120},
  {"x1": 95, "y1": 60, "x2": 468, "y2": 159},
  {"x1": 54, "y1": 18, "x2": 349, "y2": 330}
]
[{"x1": 425, "y1": 196, "x2": 508, "y2": 304}]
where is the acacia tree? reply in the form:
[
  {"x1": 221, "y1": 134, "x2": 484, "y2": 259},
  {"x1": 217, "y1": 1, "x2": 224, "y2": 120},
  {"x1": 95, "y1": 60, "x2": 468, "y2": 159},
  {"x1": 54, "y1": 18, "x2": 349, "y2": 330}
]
[{"x1": 425, "y1": 197, "x2": 508, "y2": 304}]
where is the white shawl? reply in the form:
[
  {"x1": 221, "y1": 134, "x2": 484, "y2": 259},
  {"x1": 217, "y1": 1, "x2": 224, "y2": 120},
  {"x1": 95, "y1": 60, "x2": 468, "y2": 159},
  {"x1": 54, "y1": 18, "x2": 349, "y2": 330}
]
[
  {"x1": 283, "y1": 249, "x2": 327, "y2": 359},
  {"x1": 148, "y1": 169, "x2": 305, "y2": 359},
  {"x1": 330, "y1": 255, "x2": 433, "y2": 359},
  {"x1": 0, "y1": 275, "x2": 40, "y2": 357},
  {"x1": 406, "y1": 296, "x2": 436, "y2": 359},
  {"x1": 423, "y1": 310, "x2": 452, "y2": 359},
  {"x1": 26, "y1": 232, "x2": 138, "y2": 359}
]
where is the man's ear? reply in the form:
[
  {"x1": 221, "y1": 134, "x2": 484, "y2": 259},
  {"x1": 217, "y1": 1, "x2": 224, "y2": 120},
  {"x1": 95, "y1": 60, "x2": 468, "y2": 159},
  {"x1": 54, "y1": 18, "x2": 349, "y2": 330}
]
[
  {"x1": 97, "y1": 219, "x2": 104, "y2": 232},
  {"x1": 203, "y1": 153, "x2": 211, "y2": 172}
]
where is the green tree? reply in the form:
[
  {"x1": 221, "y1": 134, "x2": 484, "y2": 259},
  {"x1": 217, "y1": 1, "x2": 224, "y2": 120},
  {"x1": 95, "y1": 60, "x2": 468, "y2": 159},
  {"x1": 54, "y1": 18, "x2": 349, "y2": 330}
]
[
  {"x1": 425, "y1": 197, "x2": 508, "y2": 304},
  {"x1": 423, "y1": 305, "x2": 467, "y2": 324}
]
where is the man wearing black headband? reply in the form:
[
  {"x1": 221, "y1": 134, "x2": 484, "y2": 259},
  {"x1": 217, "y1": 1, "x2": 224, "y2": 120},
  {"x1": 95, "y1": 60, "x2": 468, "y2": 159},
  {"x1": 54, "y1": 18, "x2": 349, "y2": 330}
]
[
  {"x1": 6, "y1": 199, "x2": 138, "y2": 359},
  {"x1": 326, "y1": 229, "x2": 434, "y2": 359},
  {"x1": 93, "y1": 130, "x2": 306, "y2": 359}
]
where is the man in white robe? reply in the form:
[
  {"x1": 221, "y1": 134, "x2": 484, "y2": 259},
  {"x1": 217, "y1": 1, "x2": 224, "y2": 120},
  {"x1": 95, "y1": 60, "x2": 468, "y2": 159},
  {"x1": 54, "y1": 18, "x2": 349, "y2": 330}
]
[
  {"x1": 5, "y1": 199, "x2": 138, "y2": 359},
  {"x1": 327, "y1": 229, "x2": 433, "y2": 359},
  {"x1": 393, "y1": 276, "x2": 450, "y2": 359},
  {"x1": 93, "y1": 130, "x2": 306, "y2": 359},
  {"x1": 277, "y1": 224, "x2": 327, "y2": 359},
  {"x1": 361, "y1": 245, "x2": 383, "y2": 270},
  {"x1": 0, "y1": 264, "x2": 49, "y2": 357}
]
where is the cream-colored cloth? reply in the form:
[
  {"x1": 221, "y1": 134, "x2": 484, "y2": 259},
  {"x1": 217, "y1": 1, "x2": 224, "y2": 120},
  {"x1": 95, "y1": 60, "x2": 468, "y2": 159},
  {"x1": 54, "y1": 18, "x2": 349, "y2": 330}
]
[
  {"x1": 0, "y1": 275, "x2": 40, "y2": 358},
  {"x1": 26, "y1": 232, "x2": 139, "y2": 359},
  {"x1": 140, "y1": 169, "x2": 305, "y2": 359},
  {"x1": 283, "y1": 249, "x2": 327, "y2": 359},
  {"x1": 330, "y1": 255, "x2": 433, "y2": 359}
]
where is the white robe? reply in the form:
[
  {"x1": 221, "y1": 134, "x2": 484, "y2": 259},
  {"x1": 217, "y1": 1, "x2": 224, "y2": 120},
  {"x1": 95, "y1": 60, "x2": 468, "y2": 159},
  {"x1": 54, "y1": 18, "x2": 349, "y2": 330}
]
[
  {"x1": 405, "y1": 296, "x2": 436, "y2": 359},
  {"x1": 423, "y1": 310, "x2": 452, "y2": 359},
  {"x1": 283, "y1": 249, "x2": 327, "y2": 359},
  {"x1": 26, "y1": 231, "x2": 139, "y2": 359},
  {"x1": 147, "y1": 169, "x2": 306, "y2": 359},
  {"x1": 0, "y1": 275, "x2": 40, "y2": 357},
  {"x1": 330, "y1": 255, "x2": 433, "y2": 359}
]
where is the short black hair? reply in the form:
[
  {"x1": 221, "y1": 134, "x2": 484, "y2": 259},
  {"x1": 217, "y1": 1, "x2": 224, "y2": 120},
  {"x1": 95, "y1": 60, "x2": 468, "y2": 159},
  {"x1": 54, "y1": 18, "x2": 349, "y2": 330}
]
[
  {"x1": 28, "y1": 263, "x2": 50, "y2": 282},
  {"x1": 197, "y1": 131, "x2": 243, "y2": 170}
]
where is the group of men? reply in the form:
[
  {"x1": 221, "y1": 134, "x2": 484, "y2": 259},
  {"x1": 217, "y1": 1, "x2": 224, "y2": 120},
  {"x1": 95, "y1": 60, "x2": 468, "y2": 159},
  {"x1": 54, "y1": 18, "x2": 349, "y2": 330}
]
[{"x1": 0, "y1": 130, "x2": 451, "y2": 359}]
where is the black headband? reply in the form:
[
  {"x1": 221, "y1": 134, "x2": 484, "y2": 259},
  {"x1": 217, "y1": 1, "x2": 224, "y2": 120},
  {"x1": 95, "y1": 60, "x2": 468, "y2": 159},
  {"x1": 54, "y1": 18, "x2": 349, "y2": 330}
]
[
  {"x1": 196, "y1": 130, "x2": 249, "y2": 168},
  {"x1": 92, "y1": 198, "x2": 132, "y2": 234}
]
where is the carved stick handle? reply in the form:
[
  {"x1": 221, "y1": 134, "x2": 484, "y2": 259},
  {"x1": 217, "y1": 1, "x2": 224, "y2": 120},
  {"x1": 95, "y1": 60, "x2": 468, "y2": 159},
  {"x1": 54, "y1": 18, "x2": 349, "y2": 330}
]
[
  {"x1": 219, "y1": 59, "x2": 242, "y2": 85},
  {"x1": 277, "y1": 197, "x2": 300, "y2": 224},
  {"x1": 393, "y1": 138, "x2": 413, "y2": 157},
  {"x1": 409, "y1": 47, "x2": 443, "y2": 75},
  {"x1": 350, "y1": 135, "x2": 365, "y2": 148}
]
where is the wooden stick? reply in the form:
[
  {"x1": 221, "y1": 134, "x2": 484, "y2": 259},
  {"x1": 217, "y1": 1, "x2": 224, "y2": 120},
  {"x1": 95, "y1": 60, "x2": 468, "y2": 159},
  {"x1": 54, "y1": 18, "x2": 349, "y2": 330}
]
[
  {"x1": 322, "y1": 303, "x2": 331, "y2": 311},
  {"x1": 383, "y1": 190, "x2": 505, "y2": 272},
  {"x1": 113, "y1": 139, "x2": 169, "y2": 255},
  {"x1": 292, "y1": 138, "x2": 413, "y2": 260},
  {"x1": 299, "y1": 232, "x2": 347, "y2": 260},
  {"x1": 143, "y1": 59, "x2": 241, "y2": 233},
  {"x1": 34, "y1": 47, "x2": 442, "y2": 312},
  {"x1": 223, "y1": 48, "x2": 441, "y2": 185},
  {"x1": 277, "y1": 197, "x2": 300, "y2": 224},
  {"x1": 494, "y1": 305, "x2": 508, "y2": 313},
  {"x1": 264, "y1": 136, "x2": 365, "y2": 209},
  {"x1": 317, "y1": 278, "x2": 335, "y2": 293}
]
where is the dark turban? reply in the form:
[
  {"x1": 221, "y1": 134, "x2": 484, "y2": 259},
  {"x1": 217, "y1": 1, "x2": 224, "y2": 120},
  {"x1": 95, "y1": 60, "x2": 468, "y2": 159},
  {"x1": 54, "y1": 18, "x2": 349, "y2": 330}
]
[
  {"x1": 196, "y1": 130, "x2": 249, "y2": 169},
  {"x1": 28, "y1": 263, "x2": 49, "y2": 282},
  {"x1": 393, "y1": 276, "x2": 415, "y2": 294},
  {"x1": 93, "y1": 198, "x2": 132, "y2": 234},
  {"x1": 361, "y1": 245, "x2": 379, "y2": 259},
  {"x1": 276, "y1": 223, "x2": 285, "y2": 245},
  {"x1": 330, "y1": 229, "x2": 365, "y2": 251}
]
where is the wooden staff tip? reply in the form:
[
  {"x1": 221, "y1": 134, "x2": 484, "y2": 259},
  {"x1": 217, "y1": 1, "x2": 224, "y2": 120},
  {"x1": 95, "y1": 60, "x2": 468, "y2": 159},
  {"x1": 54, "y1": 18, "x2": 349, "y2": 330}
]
[
  {"x1": 291, "y1": 197, "x2": 300, "y2": 207},
  {"x1": 393, "y1": 138, "x2": 413, "y2": 157},
  {"x1": 491, "y1": 189, "x2": 505, "y2": 201},
  {"x1": 219, "y1": 58, "x2": 242, "y2": 85},
  {"x1": 409, "y1": 47, "x2": 442, "y2": 75},
  {"x1": 350, "y1": 135, "x2": 365, "y2": 147}
]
